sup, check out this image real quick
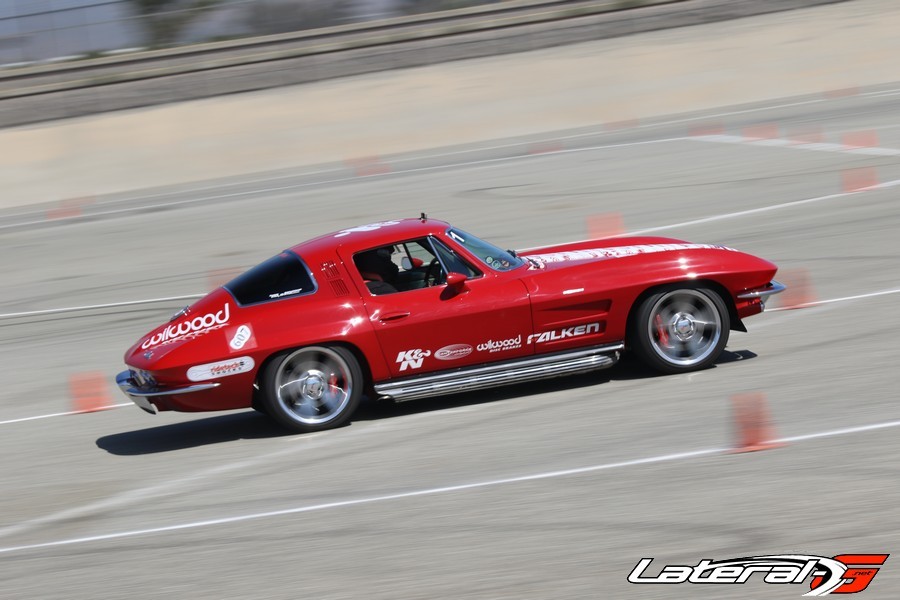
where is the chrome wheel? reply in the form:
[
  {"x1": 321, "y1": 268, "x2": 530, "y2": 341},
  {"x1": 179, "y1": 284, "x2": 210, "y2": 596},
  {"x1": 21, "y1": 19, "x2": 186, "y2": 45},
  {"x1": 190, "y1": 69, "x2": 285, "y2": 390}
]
[
  {"x1": 632, "y1": 287, "x2": 730, "y2": 373},
  {"x1": 262, "y1": 345, "x2": 362, "y2": 431}
]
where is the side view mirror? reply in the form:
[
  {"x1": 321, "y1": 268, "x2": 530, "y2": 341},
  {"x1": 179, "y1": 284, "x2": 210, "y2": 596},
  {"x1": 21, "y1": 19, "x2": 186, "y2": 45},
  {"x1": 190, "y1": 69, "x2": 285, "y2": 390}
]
[
  {"x1": 401, "y1": 256, "x2": 424, "y2": 270},
  {"x1": 446, "y1": 271, "x2": 468, "y2": 289}
]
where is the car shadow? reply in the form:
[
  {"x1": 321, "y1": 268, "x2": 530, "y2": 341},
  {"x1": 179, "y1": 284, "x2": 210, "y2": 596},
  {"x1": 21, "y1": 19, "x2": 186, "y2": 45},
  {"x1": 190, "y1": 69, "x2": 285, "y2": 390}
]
[
  {"x1": 97, "y1": 349, "x2": 757, "y2": 454},
  {"x1": 96, "y1": 411, "x2": 292, "y2": 455}
]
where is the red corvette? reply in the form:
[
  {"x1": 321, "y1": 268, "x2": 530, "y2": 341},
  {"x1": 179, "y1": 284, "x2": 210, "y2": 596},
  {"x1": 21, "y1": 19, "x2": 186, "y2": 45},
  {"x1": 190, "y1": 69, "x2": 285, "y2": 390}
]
[{"x1": 117, "y1": 216, "x2": 784, "y2": 432}]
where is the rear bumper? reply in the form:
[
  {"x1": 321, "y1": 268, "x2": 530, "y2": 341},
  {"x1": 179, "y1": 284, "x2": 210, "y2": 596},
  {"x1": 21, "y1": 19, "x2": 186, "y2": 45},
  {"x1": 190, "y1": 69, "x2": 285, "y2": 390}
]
[{"x1": 116, "y1": 370, "x2": 219, "y2": 415}]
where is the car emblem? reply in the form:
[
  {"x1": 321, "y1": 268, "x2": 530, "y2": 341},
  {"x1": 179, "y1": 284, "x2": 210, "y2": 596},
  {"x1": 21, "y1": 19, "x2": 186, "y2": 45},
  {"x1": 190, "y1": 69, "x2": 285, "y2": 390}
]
[{"x1": 143, "y1": 350, "x2": 154, "y2": 360}]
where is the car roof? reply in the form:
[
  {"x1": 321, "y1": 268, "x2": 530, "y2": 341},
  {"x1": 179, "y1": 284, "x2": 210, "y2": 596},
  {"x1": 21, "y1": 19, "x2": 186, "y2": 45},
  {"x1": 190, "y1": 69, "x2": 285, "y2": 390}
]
[{"x1": 290, "y1": 217, "x2": 451, "y2": 258}]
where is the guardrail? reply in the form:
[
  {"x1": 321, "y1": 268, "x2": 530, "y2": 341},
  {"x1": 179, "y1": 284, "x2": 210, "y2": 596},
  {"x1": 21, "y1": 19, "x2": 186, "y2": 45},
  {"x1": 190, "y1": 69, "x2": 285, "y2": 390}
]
[
  {"x1": 0, "y1": 0, "x2": 850, "y2": 128},
  {"x1": 0, "y1": 0, "x2": 681, "y2": 93}
]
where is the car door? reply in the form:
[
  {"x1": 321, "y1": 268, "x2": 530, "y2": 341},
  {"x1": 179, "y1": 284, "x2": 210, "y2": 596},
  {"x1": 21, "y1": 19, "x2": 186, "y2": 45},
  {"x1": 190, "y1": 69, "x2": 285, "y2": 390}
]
[
  {"x1": 519, "y1": 263, "x2": 614, "y2": 354},
  {"x1": 342, "y1": 236, "x2": 533, "y2": 379}
]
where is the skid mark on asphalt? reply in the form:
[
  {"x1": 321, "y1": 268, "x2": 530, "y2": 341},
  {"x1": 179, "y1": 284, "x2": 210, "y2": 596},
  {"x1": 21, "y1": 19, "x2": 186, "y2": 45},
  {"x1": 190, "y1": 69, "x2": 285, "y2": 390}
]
[
  {"x1": 0, "y1": 429, "x2": 330, "y2": 541},
  {"x1": 0, "y1": 400, "x2": 503, "y2": 541},
  {"x1": 4, "y1": 418, "x2": 900, "y2": 555}
]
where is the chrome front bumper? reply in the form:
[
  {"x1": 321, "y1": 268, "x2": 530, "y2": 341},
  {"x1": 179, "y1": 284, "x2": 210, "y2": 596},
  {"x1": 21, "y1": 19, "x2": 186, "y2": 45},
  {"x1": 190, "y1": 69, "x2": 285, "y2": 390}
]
[
  {"x1": 737, "y1": 280, "x2": 786, "y2": 309},
  {"x1": 116, "y1": 370, "x2": 219, "y2": 415}
]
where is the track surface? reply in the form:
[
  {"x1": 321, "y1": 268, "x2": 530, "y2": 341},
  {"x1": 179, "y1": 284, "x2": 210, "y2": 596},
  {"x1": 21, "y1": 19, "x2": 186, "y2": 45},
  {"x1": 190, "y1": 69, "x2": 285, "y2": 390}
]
[{"x1": 2, "y1": 89, "x2": 900, "y2": 599}]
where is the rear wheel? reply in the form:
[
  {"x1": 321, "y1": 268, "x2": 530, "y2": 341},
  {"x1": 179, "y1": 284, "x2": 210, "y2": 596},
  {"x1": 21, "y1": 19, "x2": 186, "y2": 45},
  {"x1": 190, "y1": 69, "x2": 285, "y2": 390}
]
[
  {"x1": 260, "y1": 345, "x2": 362, "y2": 432},
  {"x1": 630, "y1": 287, "x2": 729, "y2": 374}
]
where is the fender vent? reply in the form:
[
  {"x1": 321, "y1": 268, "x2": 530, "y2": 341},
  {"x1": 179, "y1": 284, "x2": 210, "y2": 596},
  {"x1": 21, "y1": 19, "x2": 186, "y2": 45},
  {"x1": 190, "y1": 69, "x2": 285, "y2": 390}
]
[
  {"x1": 330, "y1": 279, "x2": 350, "y2": 297},
  {"x1": 321, "y1": 261, "x2": 341, "y2": 279},
  {"x1": 321, "y1": 261, "x2": 350, "y2": 296}
]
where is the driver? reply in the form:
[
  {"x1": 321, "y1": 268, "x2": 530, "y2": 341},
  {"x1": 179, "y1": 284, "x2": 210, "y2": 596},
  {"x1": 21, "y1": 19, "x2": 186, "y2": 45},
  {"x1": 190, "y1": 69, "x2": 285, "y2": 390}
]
[{"x1": 354, "y1": 246, "x2": 400, "y2": 295}]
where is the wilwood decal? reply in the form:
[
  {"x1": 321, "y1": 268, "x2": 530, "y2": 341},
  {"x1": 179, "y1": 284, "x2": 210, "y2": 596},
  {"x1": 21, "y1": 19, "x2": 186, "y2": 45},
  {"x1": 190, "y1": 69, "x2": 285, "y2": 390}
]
[{"x1": 142, "y1": 304, "x2": 230, "y2": 349}]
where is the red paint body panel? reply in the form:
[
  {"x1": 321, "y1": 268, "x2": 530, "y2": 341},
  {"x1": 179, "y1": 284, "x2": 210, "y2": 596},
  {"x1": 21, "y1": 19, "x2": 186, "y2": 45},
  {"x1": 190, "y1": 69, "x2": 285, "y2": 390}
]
[{"x1": 121, "y1": 218, "x2": 779, "y2": 413}]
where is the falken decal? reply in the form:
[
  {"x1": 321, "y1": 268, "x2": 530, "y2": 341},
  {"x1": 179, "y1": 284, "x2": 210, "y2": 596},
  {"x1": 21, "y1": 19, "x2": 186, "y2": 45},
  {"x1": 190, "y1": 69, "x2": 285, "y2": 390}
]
[
  {"x1": 528, "y1": 322, "x2": 601, "y2": 344},
  {"x1": 526, "y1": 244, "x2": 736, "y2": 267},
  {"x1": 187, "y1": 356, "x2": 255, "y2": 382}
]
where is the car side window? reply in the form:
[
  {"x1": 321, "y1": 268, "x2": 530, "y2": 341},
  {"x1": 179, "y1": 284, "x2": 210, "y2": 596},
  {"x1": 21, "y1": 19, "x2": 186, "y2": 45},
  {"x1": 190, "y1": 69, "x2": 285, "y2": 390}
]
[
  {"x1": 353, "y1": 238, "x2": 436, "y2": 295},
  {"x1": 352, "y1": 237, "x2": 481, "y2": 295},
  {"x1": 430, "y1": 237, "x2": 480, "y2": 279}
]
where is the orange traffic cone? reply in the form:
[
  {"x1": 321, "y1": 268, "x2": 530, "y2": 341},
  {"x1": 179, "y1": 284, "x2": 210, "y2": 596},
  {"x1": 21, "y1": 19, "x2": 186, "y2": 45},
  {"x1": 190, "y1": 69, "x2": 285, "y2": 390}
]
[
  {"x1": 688, "y1": 122, "x2": 724, "y2": 137},
  {"x1": 824, "y1": 86, "x2": 859, "y2": 98},
  {"x1": 775, "y1": 268, "x2": 817, "y2": 309},
  {"x1": 69, "y1": 372, "x2": 113, "y2": 413},
  {"x1": 742, "y1": 123, "x2": 779, "y2": 141},
  {"x1": 208, "y1": 267, "x2": 243, "y2": 290},
  {"x1": 526, "y1": 141, "x2": 564, "y2": 155},
  {"x1": 729, "y1": 392, "x2": 785, "y2": 453},
  {"x1": 346, "y1": 156, "x2": 390, "y2": 177},
  {"x1": 786, "y1": 125, "x2": 823, "y2": 145},
  {"x1": 587, "y1": 213, "x2": 625, "y2": 239},
  {"x1": 842, "y1": 167, "x2": 879, "y2": 193},
  {"x1": 842, "y1": 130, "x2": 879, "y2": 149}
]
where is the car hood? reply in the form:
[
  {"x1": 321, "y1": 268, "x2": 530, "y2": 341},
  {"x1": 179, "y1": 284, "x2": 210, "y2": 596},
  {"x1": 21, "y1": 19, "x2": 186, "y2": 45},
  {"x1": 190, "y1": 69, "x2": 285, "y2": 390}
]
[{"x1": 518, "y1": 236, "x2": 738, "y2": 269}]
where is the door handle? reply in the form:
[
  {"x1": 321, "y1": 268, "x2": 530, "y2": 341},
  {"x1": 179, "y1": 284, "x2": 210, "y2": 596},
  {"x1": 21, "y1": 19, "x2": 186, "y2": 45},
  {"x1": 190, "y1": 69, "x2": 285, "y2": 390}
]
[{"x1": 379, "y1": 311, "x2": 410, "y2": 322}]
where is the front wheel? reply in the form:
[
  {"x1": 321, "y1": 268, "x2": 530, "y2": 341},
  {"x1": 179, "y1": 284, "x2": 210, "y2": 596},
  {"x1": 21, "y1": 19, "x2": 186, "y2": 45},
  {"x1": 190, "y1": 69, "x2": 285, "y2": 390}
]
[
  {"x1": 260, "y1": 345, "x2": 363, "y2": 432},
  {"x1": 630, "y1": 287, "x2": 730, "y2": 374}
]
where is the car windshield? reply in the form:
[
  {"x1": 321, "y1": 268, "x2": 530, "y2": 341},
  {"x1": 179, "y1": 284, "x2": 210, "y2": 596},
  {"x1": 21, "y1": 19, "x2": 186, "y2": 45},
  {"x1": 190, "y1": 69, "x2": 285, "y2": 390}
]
[
  {"x1": 446, "y1": 228, "x2": 526, "y2": 272},
  {"x1": 224, "y1": 251, "x2": 316, "y2": 305}
]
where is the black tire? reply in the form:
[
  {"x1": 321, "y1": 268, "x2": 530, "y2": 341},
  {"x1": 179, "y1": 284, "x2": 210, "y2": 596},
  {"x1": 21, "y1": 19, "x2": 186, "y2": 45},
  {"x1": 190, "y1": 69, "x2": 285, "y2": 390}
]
[
  {"x1": 260, "y1": 345, "x2": 363, "y2": 433},
  {"x1": 630, "y1": 287, "x2": 730, "y2": 374}
]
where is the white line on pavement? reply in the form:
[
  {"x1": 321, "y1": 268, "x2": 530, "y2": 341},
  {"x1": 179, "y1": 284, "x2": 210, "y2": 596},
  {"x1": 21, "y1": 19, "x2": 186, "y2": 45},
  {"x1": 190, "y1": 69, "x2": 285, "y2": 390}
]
[
  {"x1": 3, "y1": 416, "x2": 900, "y2": 555},
  {"x1": 689, "y1": 134, "x2": 900, "y2": 156},
  {"x1": 769, "y1": 287, "x2": 900, "y2": 311},
  {"x1": 0, "y1": 448, "x2": 724, "y2": 554},
  {"x1": 0, "y1": 404, "x2": 131, "y2": 425},
  {"x1": 623, "y1": 178, "x2": 900, "y2": 236},
  {"x1": 0, "y1": 294, "x2": 203, "y2": 320}
]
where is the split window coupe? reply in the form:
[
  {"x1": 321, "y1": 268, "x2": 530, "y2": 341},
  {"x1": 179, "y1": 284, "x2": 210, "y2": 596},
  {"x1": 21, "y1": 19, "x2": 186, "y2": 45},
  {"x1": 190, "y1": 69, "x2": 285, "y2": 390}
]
[{"x1": 117, "y1": 217, "x2": 784, "y2": 432}]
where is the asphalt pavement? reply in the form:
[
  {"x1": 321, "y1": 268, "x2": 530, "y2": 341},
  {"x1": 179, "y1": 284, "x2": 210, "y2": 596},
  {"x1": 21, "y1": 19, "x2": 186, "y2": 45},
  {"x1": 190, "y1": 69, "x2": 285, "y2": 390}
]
[{"x1": 1, "y1": 85, "x2": 900, "y2": 599}]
